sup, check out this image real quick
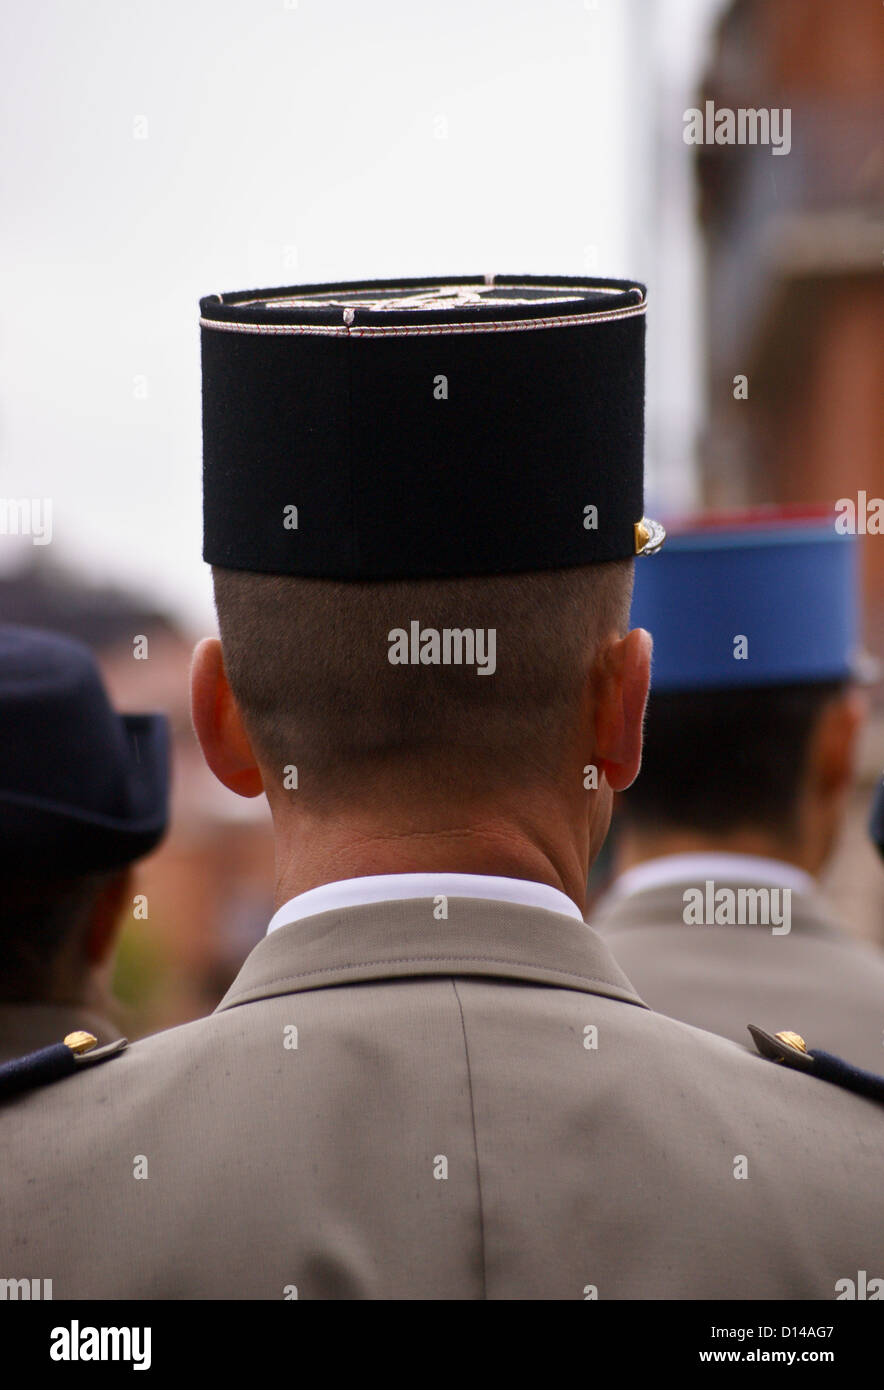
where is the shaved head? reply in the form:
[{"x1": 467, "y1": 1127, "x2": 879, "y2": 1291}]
[{"x1": 212, "y1": 561, "x2": 633, "y2": 805}]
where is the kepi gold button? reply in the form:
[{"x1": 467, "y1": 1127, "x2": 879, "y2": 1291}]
[{"x1": 634, "y1": 517, "x2": 666, "y2": 555}]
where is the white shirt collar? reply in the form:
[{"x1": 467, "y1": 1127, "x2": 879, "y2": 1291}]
[
  {"x1": 267, "y1": 872, "x2": 583, "y2": 935},
  {"x1": 608, "y1": 851, "x2": 815, "y2": 903}
]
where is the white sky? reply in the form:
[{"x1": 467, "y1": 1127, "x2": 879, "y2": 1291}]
[{"x1": 0, "y1": 0, "x2": 722, "y2": 629}]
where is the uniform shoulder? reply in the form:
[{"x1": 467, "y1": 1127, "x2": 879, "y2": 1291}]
[
  {"x1": 747, "y1": 1024, "x2": 884, "y2": 1103},
  {"x1": 0, "y1": 1005, "x2": 237, "y2": 1106},
  {"x1": 622, "y1": 996, "x2": 884, "y2": 1108},
  {"x1": 0, "y1": 1030, "x2": 128, "y2": 1103}
]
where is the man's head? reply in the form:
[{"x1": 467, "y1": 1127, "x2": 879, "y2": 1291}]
[
  {"x1": 617, "y1": 681, "x2": 865, "y2": 873},
  {"x1": 195, "y1": 276, "x2": 659, "y2": 906},
  {"x1": 192, "y1": 561, "x2": 652, "y2": 903},
  {"x1": 616, "y1": 512, "x2": 867, "y2": 877},
  {"x1": 0, "y1": 625, "x2": 170, "y2": 1008}
]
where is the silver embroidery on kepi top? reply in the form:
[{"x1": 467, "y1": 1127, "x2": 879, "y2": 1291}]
[{"x1": 248, "y1": 283, "x2": 592, "y2": 313}]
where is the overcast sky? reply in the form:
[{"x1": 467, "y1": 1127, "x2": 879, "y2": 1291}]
[{"x1": 0, "y1": 0, "x2": 722, "y2": 629}]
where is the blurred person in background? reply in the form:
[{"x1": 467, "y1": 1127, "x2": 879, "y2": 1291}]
[
  {"x1": 0, "y1": 625, "x2": 169, "y2": 1061},
  {"x1": 0, "y1": 561, "x2": 275, "y2": 1033},
  {"x1": 595, "y1": 513, "x2": 884, "y2": 1069},
  {"x1": 692, "y1": 0, "x2": 884, "y2": 944}
]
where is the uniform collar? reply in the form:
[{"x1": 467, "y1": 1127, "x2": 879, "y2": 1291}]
[
  {"x1": 607, "y1": 852, "x2": 816, "y2": 902},
  {"x1": 595, "y1": 852, "x2": 839, "y2": 940},
  {"x1": 266, "y1": 872, "x2": 584, "y2": 934},
  {"x1": 216, "y1": 893, "x2": 647, "y2": 1015}
]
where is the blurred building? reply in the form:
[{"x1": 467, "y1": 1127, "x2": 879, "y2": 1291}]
[
  {"x1": 693, "y1": 0, "x2": 884, "y2": 940},
  {"x1": 695, "y1": 0, "x2": 883, "y2": 654}
]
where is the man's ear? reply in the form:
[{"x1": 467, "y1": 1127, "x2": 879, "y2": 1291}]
[
  {"x1": 593, "y1": 627, "x2": 652, "y2": 793},
  {"x1": 191, "y1": 637, "x2": 265, "y2": 798},
  {"x1": 809, "y1": 686, "x2": 867, "y2": 801}
]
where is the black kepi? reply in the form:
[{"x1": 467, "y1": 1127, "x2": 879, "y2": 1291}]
[{"x1": 200, "y1": 275, "x2": 663, "y2": 580}]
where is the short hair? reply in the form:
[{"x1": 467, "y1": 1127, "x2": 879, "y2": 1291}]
[
  {"x1": 619, "y1": 681, "x2": 848, "y2": 837},
  {"x1": 212, "y1": 561, "x2": 633, "y2": 804},
  {"x1": 0, "y1": 872, "x2": 117, "y2": 1001}
]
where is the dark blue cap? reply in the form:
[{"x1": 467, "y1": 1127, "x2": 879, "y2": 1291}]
[
  {"x1": 0, "y1": 625, "x2": 170, "y2": 873},
  {"x1": 630, "y1": 511, "x2": 861, "y2": 692}
]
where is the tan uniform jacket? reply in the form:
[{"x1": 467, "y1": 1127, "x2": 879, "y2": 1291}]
[
  {"x1": 0, "y1": 1004, "x2": 120, "y2": 1066},
  {"x1": 594, "y1": 876, "x2": 884, "y2": 1070},
  {"x1": 0, "y1": 897, "x2": 881, "y2": 1300}
]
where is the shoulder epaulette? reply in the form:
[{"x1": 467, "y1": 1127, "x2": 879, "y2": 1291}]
[
  {"x1": 0, "y1": 1031, "x2": 127, "y2": 1102},
  {"x1": 748, "y1": 1026, "x2": 884, "y2": 1103}
]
